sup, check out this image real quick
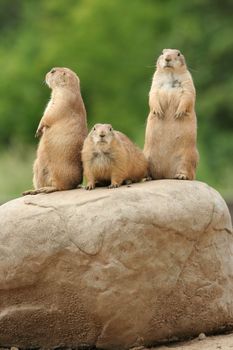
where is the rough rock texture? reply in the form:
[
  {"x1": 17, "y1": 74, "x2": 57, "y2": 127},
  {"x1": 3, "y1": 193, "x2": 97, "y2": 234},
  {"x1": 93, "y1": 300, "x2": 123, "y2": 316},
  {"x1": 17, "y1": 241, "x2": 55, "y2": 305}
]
[
  {"x1": 0, "y1": 180, "x2": 232, "y2": 349},
  {"x1": 154, "y1": 332, "x2": 233, "y2": 350}
]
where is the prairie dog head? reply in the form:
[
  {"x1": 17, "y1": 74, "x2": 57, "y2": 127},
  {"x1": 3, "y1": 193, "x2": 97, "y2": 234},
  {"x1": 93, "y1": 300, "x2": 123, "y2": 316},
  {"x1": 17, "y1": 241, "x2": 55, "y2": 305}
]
[
  {"x1": 156, "y1": 49, "x2": 186, "y2": 73},
  {"x1": 46, "y1": 67, "x2": 80, "y2": 89},
  {"x1": 90, "y1": 124, "x2": 115, "y2": 146}
]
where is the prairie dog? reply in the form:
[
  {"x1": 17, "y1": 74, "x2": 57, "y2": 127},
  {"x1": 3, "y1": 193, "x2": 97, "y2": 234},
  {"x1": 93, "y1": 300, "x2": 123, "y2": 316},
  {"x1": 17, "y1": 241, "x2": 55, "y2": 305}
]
[
  {"x1": 82, "y1": 124, "x2": 148, "y2": 190},
  {"x1": 144, "y1": 48, "x2": 199, "y2": 180},
  {"x1": 23, "y1": 67, "x2": 88, "y2": 195}
]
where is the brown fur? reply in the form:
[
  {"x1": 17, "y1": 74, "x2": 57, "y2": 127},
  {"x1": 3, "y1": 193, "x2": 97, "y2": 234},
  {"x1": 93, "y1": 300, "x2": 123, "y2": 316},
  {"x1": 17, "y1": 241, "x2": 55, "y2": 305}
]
[
  {"x1": 144, "y1": 49, "x2": 199, "y2": 180},
  {"x1": 23, "y1": 67, "x2": 88, "y2": 195},
  {"x1": 82, "y1": 124, "x2": 148, "y2": 189}
]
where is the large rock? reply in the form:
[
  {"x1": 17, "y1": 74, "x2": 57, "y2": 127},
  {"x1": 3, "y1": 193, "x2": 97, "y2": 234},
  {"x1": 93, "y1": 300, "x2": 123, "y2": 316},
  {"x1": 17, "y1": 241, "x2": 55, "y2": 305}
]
[{"x1": 0, "y1": 180, "x2": 232, "y2": 349}]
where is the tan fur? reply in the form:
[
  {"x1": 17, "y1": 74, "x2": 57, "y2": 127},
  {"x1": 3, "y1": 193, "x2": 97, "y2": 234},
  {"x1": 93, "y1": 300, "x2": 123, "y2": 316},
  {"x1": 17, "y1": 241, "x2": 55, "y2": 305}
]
[
  {"x1": 144, "y1": 49, "x2": 199, "y2": 180},
  {"x1": 82, "y1": 124, "x2": 148, "y2": 189},
  {"x1": 23, "y1": 67, "x2": 88, "y2": 195}
]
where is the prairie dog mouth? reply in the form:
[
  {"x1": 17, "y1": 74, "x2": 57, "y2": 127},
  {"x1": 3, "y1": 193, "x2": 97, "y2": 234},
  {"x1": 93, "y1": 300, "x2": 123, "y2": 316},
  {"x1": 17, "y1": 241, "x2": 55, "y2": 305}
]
[
  {"x1": 98, "y1": 138, "x2": 107, "y2": 143},
  {"x1": 164, "y1": 63, "x2": 173, "y2": 68}
]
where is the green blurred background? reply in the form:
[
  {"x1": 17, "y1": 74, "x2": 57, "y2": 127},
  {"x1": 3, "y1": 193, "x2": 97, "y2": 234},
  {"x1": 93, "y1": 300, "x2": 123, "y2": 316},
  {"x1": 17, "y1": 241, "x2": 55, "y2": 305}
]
[{"x1": 0, "y1": 0, "x2": 232, "y2": 204}]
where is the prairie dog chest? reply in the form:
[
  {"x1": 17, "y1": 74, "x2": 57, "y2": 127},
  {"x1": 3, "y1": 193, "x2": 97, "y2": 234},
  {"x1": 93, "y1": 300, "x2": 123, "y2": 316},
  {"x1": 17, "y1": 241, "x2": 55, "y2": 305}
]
[
  {"x1": 91, "y1": 151, "x2": 112, "y2": 174},
  {"x1": 153, "y1": 72, "x2": 182, "y2": 92}
]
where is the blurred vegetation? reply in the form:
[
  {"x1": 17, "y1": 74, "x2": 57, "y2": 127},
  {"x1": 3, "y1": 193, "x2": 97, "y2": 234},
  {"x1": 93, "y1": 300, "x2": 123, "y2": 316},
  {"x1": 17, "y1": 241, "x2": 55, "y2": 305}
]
[{"x1": 0, "y1": 0, "x2": 232, "y2": 202}]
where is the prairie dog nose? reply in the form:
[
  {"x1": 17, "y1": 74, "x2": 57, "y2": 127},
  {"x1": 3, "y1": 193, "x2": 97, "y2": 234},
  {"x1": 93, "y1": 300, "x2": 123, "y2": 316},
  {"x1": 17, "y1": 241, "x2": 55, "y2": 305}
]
[
  {"x1": 165, "y1": 56, "x2": 172, "y2": 62},
  {"x1": 99, "y1": 132, "x2": 106, "y2": 138}
]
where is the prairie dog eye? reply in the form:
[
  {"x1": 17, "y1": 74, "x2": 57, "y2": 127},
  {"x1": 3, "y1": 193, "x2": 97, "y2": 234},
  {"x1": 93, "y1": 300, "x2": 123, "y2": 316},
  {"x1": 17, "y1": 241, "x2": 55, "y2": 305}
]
[
  {"x1": 177, "y1": 52, "x2": 181, "y2": 56},
  {"x1": 109, "y1": 127, "x2": 112, "y2": 131},
  {"x1": 93, "y1": 127, "x2": 96, "y2": 131},
  {"x1": 51, "y1": 69, "x2": 56, "y2": 73}
]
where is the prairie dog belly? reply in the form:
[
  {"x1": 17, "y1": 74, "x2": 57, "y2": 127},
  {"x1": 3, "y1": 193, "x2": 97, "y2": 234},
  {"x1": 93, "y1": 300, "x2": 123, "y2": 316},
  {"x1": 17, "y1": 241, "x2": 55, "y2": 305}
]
[{"x1": 149, "y1": 116, "x2": 195, "y2": 178}]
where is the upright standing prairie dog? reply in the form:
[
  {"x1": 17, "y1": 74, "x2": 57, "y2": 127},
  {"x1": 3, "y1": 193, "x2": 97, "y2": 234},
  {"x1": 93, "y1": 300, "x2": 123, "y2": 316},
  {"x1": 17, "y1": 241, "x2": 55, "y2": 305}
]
[
  {"x1": 144, "y1": 49, "x2": 199, "y2": 180},
  {"x1": 82, "y1": 124, "x2": 148, "y2": 190},
  {"x1": 23, "y1": 67, "x2": 88, "y2": 195}
]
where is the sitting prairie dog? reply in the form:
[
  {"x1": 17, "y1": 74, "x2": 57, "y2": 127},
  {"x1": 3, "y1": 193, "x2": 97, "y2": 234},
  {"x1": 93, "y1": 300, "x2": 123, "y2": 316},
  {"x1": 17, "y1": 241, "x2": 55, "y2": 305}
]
[
  {"x1": 144, "y1": 48, "x2": 199, "y2": 180},
  {"x1": 23, "y1": 67, "x2": 88, "y2": 195},
  {"x1": 82, "y1": 123, "x2": 148, "y2": 190}
]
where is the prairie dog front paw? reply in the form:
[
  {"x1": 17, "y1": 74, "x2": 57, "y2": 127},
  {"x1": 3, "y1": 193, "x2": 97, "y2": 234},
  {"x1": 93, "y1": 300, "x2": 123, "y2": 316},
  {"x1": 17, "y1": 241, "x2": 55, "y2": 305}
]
[
  {"x1": 35, "y1": 126, "x2": 47, "y2": 138},
  {"x1": 152, "y1": 107, "x2": 164, "y2": 119}
]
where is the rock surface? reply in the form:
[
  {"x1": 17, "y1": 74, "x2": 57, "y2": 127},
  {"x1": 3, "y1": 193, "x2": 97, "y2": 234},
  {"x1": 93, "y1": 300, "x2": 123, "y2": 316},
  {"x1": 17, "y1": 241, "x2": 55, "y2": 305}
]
[
  {"x1": 0, "y1": 180, "x2": 232, "y2": 349},
  {"x1": 153, "y1": 332, "x2": 233, "y2": 349}
]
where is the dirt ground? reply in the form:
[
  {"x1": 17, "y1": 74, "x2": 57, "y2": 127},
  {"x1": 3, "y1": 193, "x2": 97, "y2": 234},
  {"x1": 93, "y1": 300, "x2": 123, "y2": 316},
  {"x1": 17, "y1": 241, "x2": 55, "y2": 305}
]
[{"x1": 149, "y1": 332, "x2": 233, "y2": 350}]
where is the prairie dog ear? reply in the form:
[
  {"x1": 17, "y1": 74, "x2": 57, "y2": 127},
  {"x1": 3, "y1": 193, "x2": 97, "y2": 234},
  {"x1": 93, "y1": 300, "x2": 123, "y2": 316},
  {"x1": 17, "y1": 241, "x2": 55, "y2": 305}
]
[
  {"x1": 60, "y1": 74, "x2": 67, "y2": 85},
  {"x1": 61, "y1": 72, "x2": 67, "y2": 84}
]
